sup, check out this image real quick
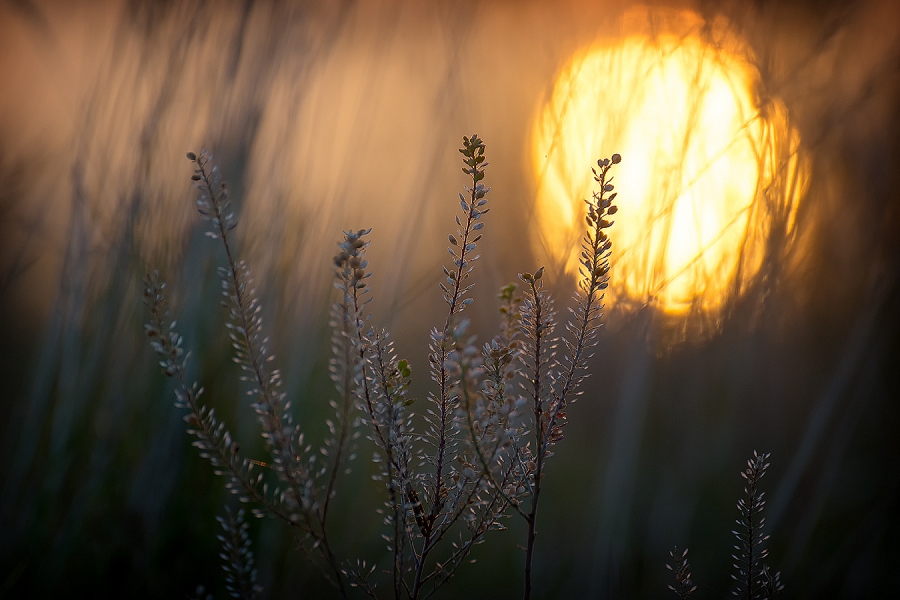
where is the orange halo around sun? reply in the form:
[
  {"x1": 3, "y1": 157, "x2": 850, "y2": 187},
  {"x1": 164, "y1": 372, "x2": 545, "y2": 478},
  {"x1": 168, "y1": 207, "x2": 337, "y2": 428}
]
[{"x1": 531, "y1": 9, "x2": 808, "y2": 316}]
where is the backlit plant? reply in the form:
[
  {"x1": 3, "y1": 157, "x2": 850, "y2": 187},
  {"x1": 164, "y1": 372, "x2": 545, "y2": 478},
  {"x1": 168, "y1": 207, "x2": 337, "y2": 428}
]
[{"x1": 144, "y1": 136, "x2": 620, "y2": 599}]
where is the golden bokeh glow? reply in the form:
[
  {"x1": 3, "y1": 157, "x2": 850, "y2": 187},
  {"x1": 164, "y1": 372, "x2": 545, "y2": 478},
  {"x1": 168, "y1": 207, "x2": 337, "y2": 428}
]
[{"x1": 532, "y1": 11, "x2": 808, "y2": 315}]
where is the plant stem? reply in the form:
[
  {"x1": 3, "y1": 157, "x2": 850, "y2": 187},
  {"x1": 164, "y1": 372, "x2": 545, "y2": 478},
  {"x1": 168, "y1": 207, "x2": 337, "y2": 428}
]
[
  {"x1": 524, "y1": 512, "x2": 537, "y2": 600},
  {"x1": 523, "y1": 275, "x2": 545, "y2": 600}
]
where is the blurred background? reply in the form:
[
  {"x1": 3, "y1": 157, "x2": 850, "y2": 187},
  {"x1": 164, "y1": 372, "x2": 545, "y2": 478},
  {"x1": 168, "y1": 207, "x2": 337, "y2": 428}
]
[{"x1": 1, "y1": 0, "x2": 898, "y2": 597}]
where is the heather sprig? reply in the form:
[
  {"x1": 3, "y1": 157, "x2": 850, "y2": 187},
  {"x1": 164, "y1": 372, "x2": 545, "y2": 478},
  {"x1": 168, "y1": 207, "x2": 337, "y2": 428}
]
[
  {"x1": 666, "y1": 451, "x2": 784, "y2": 600},
  {"x1": 441, "y1": 133, "x2": 490, "y2": 322},
  {"x1": 145, "y1": 152, "x2": 359, "y2": 597},
  {"x1": 335, "y1": 226, "x2": 413, "y2": 598},
  {"x1": 325, "y1": 228, "x2": 372, "y2": 526},
  {"x1": 364, "y1": 328, "x2": 416, "y2": 598},
  {"x1": 342, "y1": 136, "x2": 513, "y2": 600},
  {"x1": 453, "y1": 154, "x2": 620, "y2": 600},
  {"x1": 666, "y1": 546, "x2": 697, "y2": 599},
  {"x1": 143, "y1": 271, "x2": 286, "y2": 521},
  {"x1": 514, "y1": 154, "x2": 620, "y2": 600},
  {"x1": 190, "y1": 152, "x2": 305, "y2": 491},
  {"x1": 548, "y1": 154, "x2": 619, "y2": 445},
  {"x1": 761, "y1": 564, "x2": 784, "y2": 599},
  {"x1": 147, "y1": 141, "x2": 621, "y2": 600},
  {"x1": 217, "y1": 507, "x2": 263, "y2": 600},
  {"x1": 424, "y1": 133, "x2": 491, "y2": 520},
  {"x1": 732, "y1": 450, "x2": 772, "y2": 600}
]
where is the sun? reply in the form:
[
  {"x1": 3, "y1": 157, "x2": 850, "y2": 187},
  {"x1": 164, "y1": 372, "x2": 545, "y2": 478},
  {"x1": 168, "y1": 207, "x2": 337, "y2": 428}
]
[{"x1": 531, "y1": 9, "x2": 807, "y2": 316}]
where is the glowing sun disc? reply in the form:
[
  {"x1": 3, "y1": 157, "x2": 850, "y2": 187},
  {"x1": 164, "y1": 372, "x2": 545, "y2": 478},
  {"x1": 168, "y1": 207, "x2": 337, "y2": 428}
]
[{"x1": 532, "y1": 10, "x2": 807, "y2": 315}]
